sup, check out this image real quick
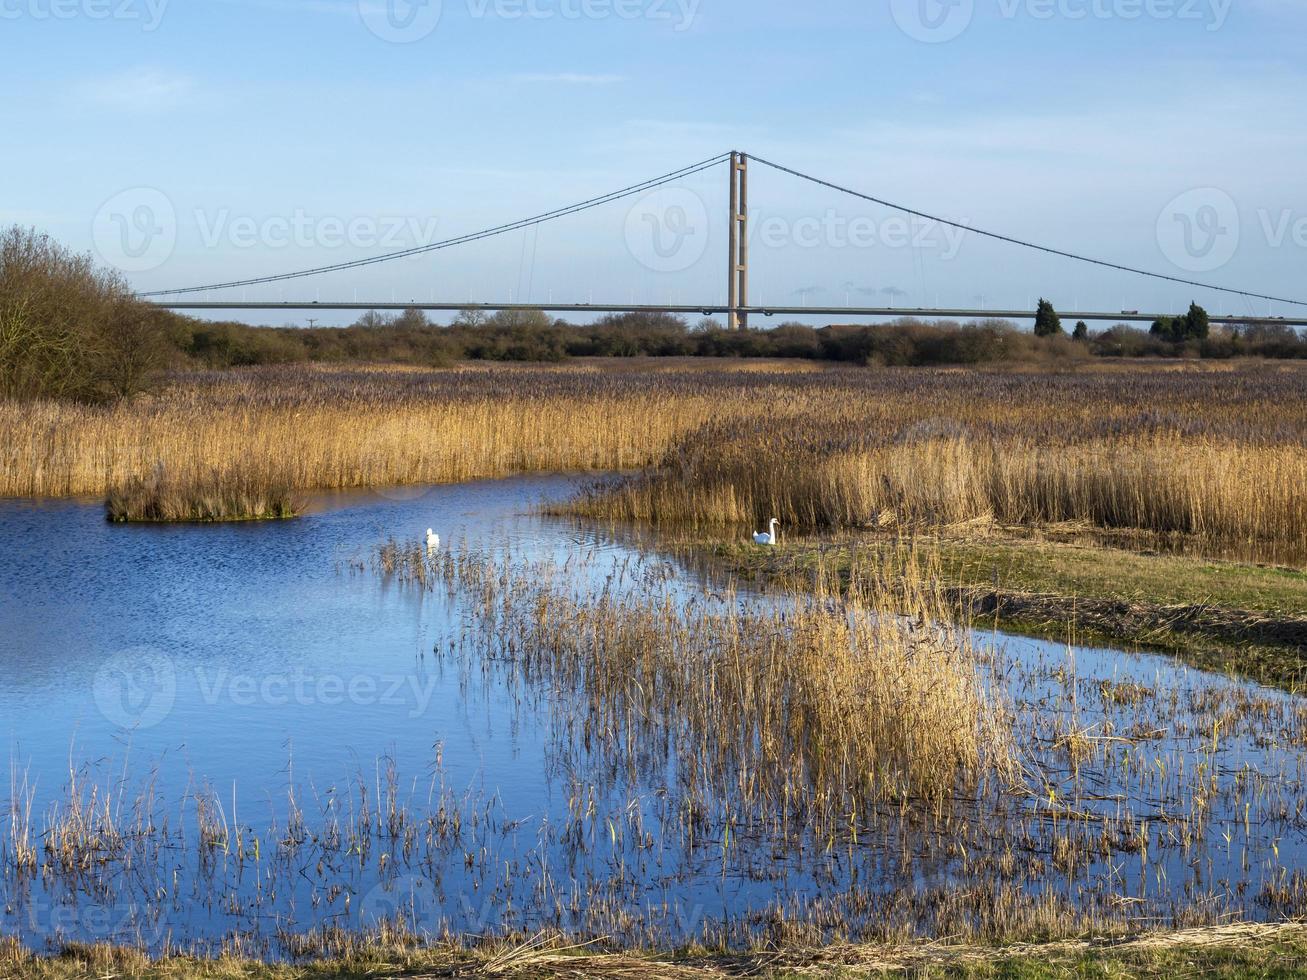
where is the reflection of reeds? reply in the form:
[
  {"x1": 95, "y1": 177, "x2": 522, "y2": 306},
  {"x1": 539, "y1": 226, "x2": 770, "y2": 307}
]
[
  {"x1": 388, "y1": 544, "x2": 1017, "y2": 816},
  {"x1": 43, "y1": 770, "x2": 129, "y2": 874},
  {"x1": 5, "y1": 766, "x2": 35, "y2": 875},
  {"x1": 105, "y1": 464, "x2": 300, "y2": 522}
]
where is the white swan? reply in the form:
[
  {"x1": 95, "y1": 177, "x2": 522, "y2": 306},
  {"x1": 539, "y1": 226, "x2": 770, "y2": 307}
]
[
  {"x1": 753, "y1": 519, "x2": 780, "y2": 546},
  {"x1": 425, "y1": 529, "x2": 440, "y2": 552}
]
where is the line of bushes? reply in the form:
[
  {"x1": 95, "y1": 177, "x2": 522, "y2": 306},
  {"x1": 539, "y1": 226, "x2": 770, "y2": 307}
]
[
  {"x1": 172, "y1": 308, "x2": 1307, "y2": 372},
  {"x1": 5, "y1": 224, "x2": 1307, "y2": 404}
]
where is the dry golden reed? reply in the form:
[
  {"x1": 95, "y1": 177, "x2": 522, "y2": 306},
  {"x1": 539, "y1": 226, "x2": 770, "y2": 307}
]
[
  {"x1": 391, "y1": 544, "x2": 1017, "y2": 816},
  {"x1": 583, "y1": 432, "x2": 1307, "y2": 560},
  {"x1": 3, "y1": 359, "x2": 1306, "y2": 560},
  {"x1": 105, "y1": 463, "x2": 300, "y2": 522}
]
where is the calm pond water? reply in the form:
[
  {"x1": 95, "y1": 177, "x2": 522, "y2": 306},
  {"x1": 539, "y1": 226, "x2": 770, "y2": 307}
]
[{"x1": 1, "y1": 476, "x2": 1304, "y2": 955}]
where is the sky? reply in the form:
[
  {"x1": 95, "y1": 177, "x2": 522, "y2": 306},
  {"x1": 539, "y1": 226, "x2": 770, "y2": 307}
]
[{"x1": 2, "y1": 0, "x2": 1306, "y2": 326}]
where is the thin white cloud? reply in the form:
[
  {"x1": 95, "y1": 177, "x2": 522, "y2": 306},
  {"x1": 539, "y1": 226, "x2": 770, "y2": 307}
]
[
  {"x1": 75, "y1": 68, "x2": 195, "y2": 113},
  {"x1": 208, "y1": 0, "x2": 358, "y2": 13},
  {"x1": 511, "y1": 73, "x2": 627, "y2": 85}
]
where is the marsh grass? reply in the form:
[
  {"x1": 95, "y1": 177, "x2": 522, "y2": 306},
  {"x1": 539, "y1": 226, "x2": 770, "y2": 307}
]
[
  {"x1": 105, "y1": 464, "x2": 301, "y2": 522},
  {"x1": 6, "y1": 361, "x2": 1307, "y2": 561},
  {"x1": 572, "y1": 423, "x2": 1307, "y2": 567},
  {"x1": 383, "y1": 542, "x2": 1017, "y2": 820},
  {"x1": 5, "y1": 767, "x2": 36, "y2": 875},
  {"x1": 6, "y1": 536, "x2": 1307, "y2": 955},
  {"x1": 7, "y1": 923, "x2": 1307, "y2": 978}
]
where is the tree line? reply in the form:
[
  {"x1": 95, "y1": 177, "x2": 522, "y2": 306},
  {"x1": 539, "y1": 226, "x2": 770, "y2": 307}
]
[{"x1": 3, "y1": 225, "x2": 1306, "y2": 403}]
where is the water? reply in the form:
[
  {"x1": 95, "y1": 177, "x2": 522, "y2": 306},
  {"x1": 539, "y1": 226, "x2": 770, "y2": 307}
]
[{"x1": 1, "y1": 476, "x2": 1304, "y2": 955}]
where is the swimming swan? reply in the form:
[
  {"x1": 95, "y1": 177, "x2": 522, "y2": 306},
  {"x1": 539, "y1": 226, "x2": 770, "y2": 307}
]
[
  {"x1": 753, "y1": 519, "x2": 780, "y2": 546},
  {"x1": 425, "y1": 529, "x2": 440, "y2": 552}
]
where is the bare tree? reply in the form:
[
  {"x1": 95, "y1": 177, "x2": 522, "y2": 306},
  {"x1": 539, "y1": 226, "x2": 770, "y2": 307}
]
[
  {"x1": 393, "y1": 305, "x2": 430, "y2": 330},
  {"x1": 94, "y1": 291, "x2": 171, "y2": 398},
  {"x1": 353, "y1": 309, "x2": 392, "y2": 329},
  {"x1": 452, "y1": 306, "x2": 490, "y2": 328}
]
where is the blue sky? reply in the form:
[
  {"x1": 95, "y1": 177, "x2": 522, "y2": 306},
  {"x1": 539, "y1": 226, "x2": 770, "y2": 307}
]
[{"x1": 2, "y1": 0, "x2": 1305, "y2": 325}]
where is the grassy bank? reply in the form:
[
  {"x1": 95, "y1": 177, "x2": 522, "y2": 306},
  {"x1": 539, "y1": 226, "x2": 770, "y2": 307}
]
[
  {"x1": 6, "y1": 924, "x2": 1307, "y2": 978},
  {"x1": 712, "y1": 530, "x2": 1307, "y2": 687}
]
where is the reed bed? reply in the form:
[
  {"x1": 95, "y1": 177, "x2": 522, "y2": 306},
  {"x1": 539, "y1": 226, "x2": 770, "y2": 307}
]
[
  {"x1": 391, "y1": 544, "x2": 1016, "y2": 816},
  {"x1": 579, "y1": 427, "x2": 1307, "y2": 562},
  {"x1": 105, "y1": 463, "x2": 300, "y2": 522},
  {"x1": 4, "y1": 359, "x2": 1307, "y2": 556},
  {"x1": 6, "y1": 535, "x2": 1307, "y2": 953}
]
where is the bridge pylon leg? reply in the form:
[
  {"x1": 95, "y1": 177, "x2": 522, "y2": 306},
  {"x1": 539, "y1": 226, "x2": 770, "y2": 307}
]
[{"x1": 727, "y1": 152, "x2": 750, "y2": 331}]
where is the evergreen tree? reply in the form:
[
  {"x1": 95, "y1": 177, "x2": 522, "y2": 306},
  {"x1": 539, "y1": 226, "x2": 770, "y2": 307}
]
[
  {"x1": 1033, "y1": 298, "x2": 1063, "y2": 337},
  {"x1": 1150, "y1": 316, "x2": 1179, "y2": 342},
  {"x1": 1150, "y1": 303, "x2": 1210, "y2": 343},
  {"x1": 1072, "y1": 321, "x2": 1089, "y2": 340}
]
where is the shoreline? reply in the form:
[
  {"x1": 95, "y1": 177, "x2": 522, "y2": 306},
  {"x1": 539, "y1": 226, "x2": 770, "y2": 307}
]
[
  {"x1": 7, "y1": 922, "x2": 1307, "y2": 978},
  {"x1": 706, "y1": 530, "x2": 1307, "y2": 689}
]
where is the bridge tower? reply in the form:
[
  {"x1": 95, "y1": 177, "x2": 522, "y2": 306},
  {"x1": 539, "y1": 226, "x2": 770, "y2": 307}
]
[{"x1": 727, "y1": 151, "x2": 749, "y2": 331}]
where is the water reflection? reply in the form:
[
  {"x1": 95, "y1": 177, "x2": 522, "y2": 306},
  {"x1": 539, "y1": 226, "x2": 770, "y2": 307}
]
[{"x1": 0, "y1": 476, "x2": 1303, "y2": 954}]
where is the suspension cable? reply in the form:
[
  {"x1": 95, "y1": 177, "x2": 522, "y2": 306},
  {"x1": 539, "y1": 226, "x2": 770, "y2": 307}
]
[
  {"x1": 143, "y1": 152, "x2": 732, "y2": 297},
  {"x1": 749, "y1": 154, "x2": 1307, "y2": 309}
]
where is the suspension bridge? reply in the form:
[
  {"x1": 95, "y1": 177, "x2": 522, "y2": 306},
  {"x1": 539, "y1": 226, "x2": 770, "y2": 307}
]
[{"x1": 145, "y1": 152, "x2": 1307, "y2": 330}]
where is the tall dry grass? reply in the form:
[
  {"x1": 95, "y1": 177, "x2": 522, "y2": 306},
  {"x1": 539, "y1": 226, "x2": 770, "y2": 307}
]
[
  {"x1": 104, "y1": 464, "x2": 300, "y2": 522},
  {"x1": 387, "y1": 543, "x2": 1016, "y2": 818},
  {"x1": 581, "y1": 431, "x2": 1307, "y2": 560},
  {"x1": 0, "y1": 363, "x2": 741, "y2": 498},
  {"x1": 3, "y1": 360, "x2": 1306, "y2": 561}
]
